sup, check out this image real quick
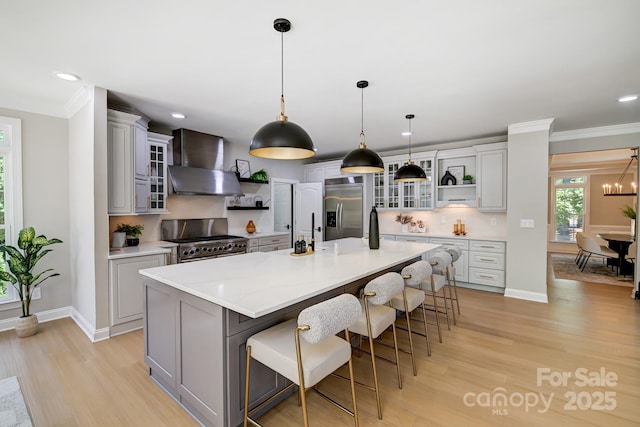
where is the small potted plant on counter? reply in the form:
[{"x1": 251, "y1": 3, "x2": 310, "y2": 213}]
[
  {"x1": 115, "y1": 223, "x2": 144, "y2": 246},
  {"x1": 395, "y1": 214, "x2": 413, "y2": 233},
  {"x1": 463, "y1": 174, "x2": 474, "y2": 184},
  {"x1": 0, "y1": 226, "x2": 63, "y2": 337}
]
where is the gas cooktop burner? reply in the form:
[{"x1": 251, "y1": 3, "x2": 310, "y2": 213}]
[{"x1": 166, "y1": 235, "x2": 244, "y2": 244}]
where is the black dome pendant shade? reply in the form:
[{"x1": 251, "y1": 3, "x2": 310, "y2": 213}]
[
  {"x1": 394, "y1": 114, "x2": 427, "y2": 182},
  {"x1": 249, "y1": 18, "x2": 316, "y2": 160},
  {"x1": 340, "y1": 81, "x2": 384, "y2": 173}
]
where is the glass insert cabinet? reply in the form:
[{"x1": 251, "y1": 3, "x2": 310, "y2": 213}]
[
  {"x1": 147, "y1": 132, "x2": 171, "y2": 213},
  {"x1": 373, "y1": 153, "x2": 436, "y2": 210}
]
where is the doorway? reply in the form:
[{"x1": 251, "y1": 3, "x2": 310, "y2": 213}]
[{"x1": 272, "y1": 179, "x2": 294, "y2": 247}]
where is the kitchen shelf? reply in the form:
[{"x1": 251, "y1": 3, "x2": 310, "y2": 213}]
[
  {"x1": 238, "y1": 177, "x2": 269, "y2": 184},
  {"x1": 227, "y1": 206, "x2": 269, "y2": 210}
]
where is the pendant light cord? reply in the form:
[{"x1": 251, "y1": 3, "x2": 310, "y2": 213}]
[
  {"x1": 408, "y1": 117, "x2": 412, "y2": 161},
  {"x1": 359, "y1": 85, "x2": 366, "y2": 146},
  {"x1": 280, "y1": 30, "x2": 284, "y2": 98}
]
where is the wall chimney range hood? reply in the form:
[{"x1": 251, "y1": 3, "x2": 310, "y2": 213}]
[{"x1": 168, "y1": 128, "x2": 243, "y2": 196}]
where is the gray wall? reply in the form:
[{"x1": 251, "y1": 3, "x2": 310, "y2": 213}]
[{"x1": 0, "y1": 108, "x2": 71, "y2": 319}]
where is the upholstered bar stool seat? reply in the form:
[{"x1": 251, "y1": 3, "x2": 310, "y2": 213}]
[
  {"x1": 390, "y1": 272, "x2": 432, "y2": 357},
  {"x1": 244, "y1": 293, "x2": 362, "y2": 427},
  {"x1": 350, "y1": 272, "x2": 405, "y2": 420}
]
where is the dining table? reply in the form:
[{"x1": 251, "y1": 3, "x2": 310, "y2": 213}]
[{"x1": 597, "y1": 233, "x2": 635, "y2": 276}]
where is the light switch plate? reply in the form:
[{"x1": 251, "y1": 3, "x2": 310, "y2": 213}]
[{"x1": 520, "y1": 219, "x2": 535, "y2": 228}]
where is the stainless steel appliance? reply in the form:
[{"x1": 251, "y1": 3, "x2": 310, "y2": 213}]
[
  {"x1": 168, "y1": 128, "x2": 243, "y2": 196},
  {"x1": 324, "y1": 176, "x2": 363, "y2": 241},
  {"x1": 161, "y1": 218, "x2": 248, "y2": 262}
]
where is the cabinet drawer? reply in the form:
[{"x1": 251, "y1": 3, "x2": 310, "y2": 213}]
[
  {"x1": 469, "y1": 240, "x2": 505, "y2": 253},
  {"x1": 469, "y1": 251, "x2": 505, "y2": 270},
  {"x1": 395, "y1": 235, "x2": 429, "y2": 243},
  {"x1": 380, "y1": 234, "x2": 396, "y2": 241},
  {"x1": 429, "y1": 237, "x2": 469, "y2": 251},
  {"x1": 469, "y1": 267, "x2": 505, "y2": 288},
  {"x1": 259, "y1": 235, "x2": 289, "y2": 246},
  {"x1": 248, "y1": 239, "x2": 259, "y2": 248}
]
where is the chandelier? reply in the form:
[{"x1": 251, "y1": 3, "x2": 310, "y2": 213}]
[{"x1": 603, "y1": 148, "x2": 638, "y2": 196}]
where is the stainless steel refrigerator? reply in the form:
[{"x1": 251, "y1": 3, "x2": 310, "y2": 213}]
[{"x1": 324, "y1": 176, "x2": 363, "y2": 241}]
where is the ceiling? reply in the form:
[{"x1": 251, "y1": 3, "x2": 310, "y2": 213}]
[{"x1": 2, "y1": 0, "x2": 639, "y2": 160}]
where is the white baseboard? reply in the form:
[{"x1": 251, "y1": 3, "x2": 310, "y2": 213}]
[
  {"x1": 70, "y1": 308, "x2": 110, "y2": 342},
  {"x1": 0, "y1": 306, "x2": 73, "y2": 332},
  {"x1": 504, "y1": 288, "x2": 549, "y2": 303}
]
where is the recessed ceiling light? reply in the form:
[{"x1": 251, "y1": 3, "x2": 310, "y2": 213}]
[
  {"x1": 171, "y1": 112, "x2": 186, "y2": 119},
  {"x1": 55, "y1": 72, "x2": 81, "y2": 81},
  {"x1": 618, "y1": 95, "x2": 638, "y2": 103}
]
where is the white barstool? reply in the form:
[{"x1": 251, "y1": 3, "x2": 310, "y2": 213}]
[
  {"x1": 244, "y1": 293, "x2": 362, "y2": 427},
  {"x1": 443, "y1": 246, "x2": 462, "y2": 316},
  {"x1": 430, "y1": 251, "x2": 457, "y2": 326},
  {"x1": 390, "y1": 261, "x2": 432, "y2": 357},
  {"x1": 349, "y1": 272, "x2": 405, "y2": 420}
]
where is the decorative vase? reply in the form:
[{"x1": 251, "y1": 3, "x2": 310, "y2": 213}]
[
  {"x1": 126, "y1": 237, "x2": 140, "y2": 246},
  {"x1": 401, "y1": 224, "x2": 408, "y2": 233},
  {"x1": 15, "y1": 314, "x2": 38, "y2": 338},
  {"x1": 369, "y1": 206, "x2": 379, "y2": 250},
  {"x1": 246, "y1": 220, "x2": 256, "y2": 234},
  {"x1": 440, "y1": 170, "x2": 457, "y2": 186},
  {"x1": 112, "y1": 232, "x2": 126, "y2": 248}
]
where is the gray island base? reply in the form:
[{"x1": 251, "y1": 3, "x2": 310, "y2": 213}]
[{"x1": 140, "y1": 238, "x2": 439, "y2": 426}]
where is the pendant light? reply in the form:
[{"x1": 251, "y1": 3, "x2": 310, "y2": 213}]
[
  {"x1": 394, "y1": 114, "x2": 427, "y2": 182},
  {"x1": 249, "y1": 18, "x2": 315, "y2": 160},
  {"x1": 340, "y1": 80, "x2": 384, "y2": 173},
  {"x1": 602, "y1": 148, "x2": 638, "y2": 196}
]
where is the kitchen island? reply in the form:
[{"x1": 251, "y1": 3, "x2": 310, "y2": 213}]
[{"x1": 139, "y1": 238, "x2": 439, "y2": 427}]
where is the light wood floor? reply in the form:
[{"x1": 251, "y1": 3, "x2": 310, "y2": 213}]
[{"x1": 1, "y1": 258, "x2": 638, "y2": 426}]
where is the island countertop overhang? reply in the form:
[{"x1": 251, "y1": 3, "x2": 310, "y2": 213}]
[{"x1": 139, "y1": 238, "x2": 440, "y2": 318}]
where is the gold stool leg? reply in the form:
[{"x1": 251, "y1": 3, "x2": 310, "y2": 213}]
[
  {"x1": 244, "y1": 346, "x2": 252, "y2": 427},
  {"x1": 401, "y1": 291, "x2": 417, "y2": 375},
  {"x1": 419, "y1": 300, "x2": 432, "y2": 355},
  {"x1": 364, "y1": 300, "x2": 383, "y2": 420},
  {"x1": 344, "y1": 329, "x2": 360, "y2": 427},
  {"x1": 294, "y1": 328, "x2": 310, "y2": 427},
  {"x1": 391, "y1": 321, "x2": 403, "y2": 389}
]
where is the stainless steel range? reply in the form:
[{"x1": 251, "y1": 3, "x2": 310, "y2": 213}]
[{"x1": 161, "y1": 218, "x2": 248, "y2": 263}]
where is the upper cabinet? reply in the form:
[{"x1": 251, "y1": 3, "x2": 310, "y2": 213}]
[
  {"x1": 303, "y1": 160, "x2": 359, "y2": 183},
  {"x1": 475, "y1": 143, "x2": 507, "y2": 211},
  {"x1": 147, "y1": 132, "x2": 172, "y2": 213},
  {"x1": 435, "y1": 147, "x2": 477, "y2": 208},
  {"x1": 108, "y1": 110, "x2": 171, "y2": 215},
  {"x1": 434, "y1": 142, "x2": 507, "y2": 211},
  {"x1": 373, "y1": 152, "x2": 436, "y2": 210}
]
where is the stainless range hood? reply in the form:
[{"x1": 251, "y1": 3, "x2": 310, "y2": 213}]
[{"x1": 168, "y1": 128, "x2": 242, "y2": 196}]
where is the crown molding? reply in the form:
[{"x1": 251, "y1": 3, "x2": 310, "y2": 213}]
[
  {"x1": 64, "y1": 86, "x2": 92, "y2": 118},
  {"x1": 549, "y1": 122, "x2": 640, "y2": 142},
  {"x1": 508, "y1": 119, "x2": 555, "y2": 135}
]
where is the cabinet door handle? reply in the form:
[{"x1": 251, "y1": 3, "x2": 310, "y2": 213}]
[
  {"x1": 479, "y1": 258, "x2": 495, "y2": 262},
  {"x1": 480, "y1": 245, "x2": 496, "y2": 249},
  {"x1": 478, "y1": 274, "x2": 494, "y2": 279}
]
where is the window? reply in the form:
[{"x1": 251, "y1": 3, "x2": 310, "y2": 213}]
[
  {"x1": 552, "y1": 176, "x2": 585, "y2": 242},
  {"x1": 0, "y1": 116, "x2": 23, "y2": 303}
]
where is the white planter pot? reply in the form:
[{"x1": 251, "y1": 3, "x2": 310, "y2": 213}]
[
  {"x1": 112, "y1": 232, "x2": 126, "y2": 248},
  {"x1": 15, "y1": 314, "x2": 38, "y2": 338}
]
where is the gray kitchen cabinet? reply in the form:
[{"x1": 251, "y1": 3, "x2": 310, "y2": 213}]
[
  {"x1": 475, "y1": 144, "x2": 507, "y2": 211},
  {"x1": 109, "y1": 253, "x2": 166, "y2": 336},
  {"x1": 468, "y1": 240, "x2": 506, "y2": 288},
  {"x1": 107, "y1": 109, "x2": 149, "y2": 215},
  {"x1": 373, "y1": 152, "x2": 436, "y2": 210},
  {"x1": 147, "y1": 132, "x2": 171, "y2": 212},
  {"x1": 435, "y1": 147, "x2": 477, "y2": 208}
]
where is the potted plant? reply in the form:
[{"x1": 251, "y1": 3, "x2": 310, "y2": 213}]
[
  {"x1": 395, "y1": 214, "x2": 413, "y2": 233},
  {"x1": 115, "y1": 223, "x2": 144, "y2": 246},
  {"x1": 0, "y1": 227, "x2": 62, "y2": 337},
  {"x1": 463, "y1": 174, "x2": 474, "y2": 184}
]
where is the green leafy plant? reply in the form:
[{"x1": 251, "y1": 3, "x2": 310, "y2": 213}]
[
  {"x1": 463, "y1": 174, "x2": 474, "y2": 181},
  {"x1": 0, "y1": 227, "x2": 62, "y2": 317},
  {"x1": 115, "y1": 223, "x2": 144, "y2": 237},
  {"x1": 621, "y1": 205, "x2": 636, "y2": 220}
]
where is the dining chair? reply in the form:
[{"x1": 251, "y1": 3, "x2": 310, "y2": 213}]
[
  {"x1": 244, "y1": 293, "x2": 362, "y2": 427},
  {"x1": 578, "y1": 234, "x2": 619, "y2": 273},
  {"x1": 623, "y1": 240, "x2": 636, "y2": 276}
]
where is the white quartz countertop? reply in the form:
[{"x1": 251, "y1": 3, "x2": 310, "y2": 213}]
[
  {"x1": 388, "y1": 232, "x2": 507, "y2": 241},
  {"x1": 139, "y1": 237, "x2": 439, "y2": 318},
  {"x1": 108, "y1": 242, "x2": 175, "y2": 260}
]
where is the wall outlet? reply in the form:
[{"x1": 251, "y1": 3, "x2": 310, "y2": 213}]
[
  {"x1": 490, "y1": 217, "x2": 497, "y2": 226},
  {"x1": 519, "y1": 219, "x2": 535, "y2": 228}
]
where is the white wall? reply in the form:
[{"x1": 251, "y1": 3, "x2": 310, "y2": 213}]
[
  {"x1": 0, "y1": 108, "x2": 71, "y2": 320},
  {"x1": 505, "y1": 120, "x2": 554, "y2": 303}
]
